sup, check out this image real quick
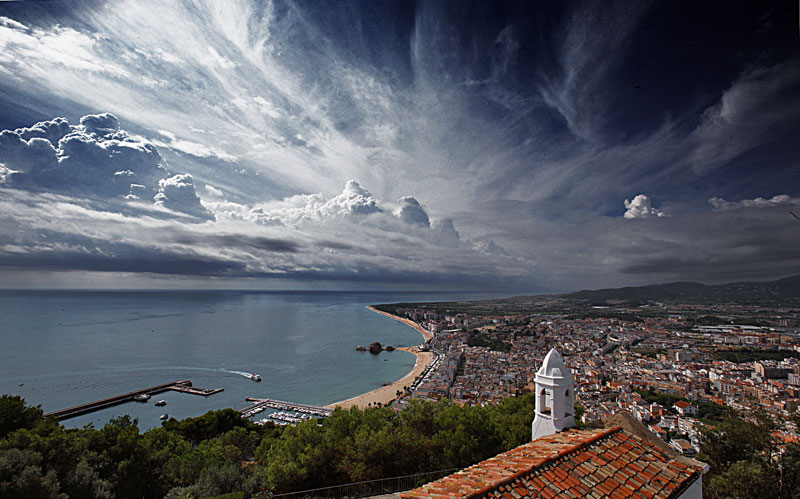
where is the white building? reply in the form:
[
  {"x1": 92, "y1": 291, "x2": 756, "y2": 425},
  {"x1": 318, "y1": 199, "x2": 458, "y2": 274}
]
[{"x1": 532, "y1": 348, "x2": 576, "y2": 440}]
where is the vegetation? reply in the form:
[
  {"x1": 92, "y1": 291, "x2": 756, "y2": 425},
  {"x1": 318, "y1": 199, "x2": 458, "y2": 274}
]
[
  {"x1": 635, "y1": 389, "x2": 731, "y2": 422},
  {"x1": 632, "y1": 347, "x2": 665, "y2": 359},
  {"x1": 5, "y1": 391, "x2": 800, "y2": 499},
  {"x1": 0, "y1": 393, "x2": 536, "y2": 498},
  {"x1": 699, "y1": 409, "x2": 800, "y2": 499},
  {"x1": 466, "y1": 330, "x2": 511, "y2": 352}
]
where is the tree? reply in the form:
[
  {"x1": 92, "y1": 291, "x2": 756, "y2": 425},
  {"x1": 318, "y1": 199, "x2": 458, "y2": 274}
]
[
  {"x1": 699, "y1": 410, "x2": 800, "y2": 499},
  {"x1": 0, "y1": 448, "x2": 64, "y2": 499},
  {"x1": 0, "y1": 395, "x2": 45, "y2": 439},
  {"x1": 708, "y1": 461, "x2": 778, "y2": 499}
]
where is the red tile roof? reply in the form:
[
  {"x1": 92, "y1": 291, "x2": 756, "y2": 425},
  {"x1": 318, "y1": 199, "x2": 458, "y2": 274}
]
[
  {"x1": 401, "y1": 427, "x2": 700, "y2": 498},
  {"x1": 673, "y1": 401, "x2": 691, "y2": 409}
]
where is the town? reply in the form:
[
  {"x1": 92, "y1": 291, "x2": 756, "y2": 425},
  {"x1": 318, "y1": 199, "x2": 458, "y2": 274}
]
[{"x1": 379, "y1": 295, "x2": 800, "y2": 458}]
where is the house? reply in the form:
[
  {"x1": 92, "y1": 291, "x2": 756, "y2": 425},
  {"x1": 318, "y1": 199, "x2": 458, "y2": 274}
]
[
  {"x1": 674, "y1": 400, "x2": 698, "y2": 416},
  {"x1": 671, "y1": 439, "x2": 698, "y2": 457},
  {"x1": 402, "y1": 426, "x2": 703, "y2": 498},
  {"x1": 402, "y1": 348, "x2": 705, "y2": 499}
]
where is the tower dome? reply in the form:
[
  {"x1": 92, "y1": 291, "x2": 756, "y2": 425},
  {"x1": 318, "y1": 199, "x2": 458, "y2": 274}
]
[
  {"x1": 537, "y1": 348, "x2": 573, "y2": 381},
  {"x1": 532, "y1": 348, "x2": 576, "y2": 440}
]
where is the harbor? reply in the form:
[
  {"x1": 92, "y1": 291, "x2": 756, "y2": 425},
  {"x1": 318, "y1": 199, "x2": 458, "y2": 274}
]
[
  {"x1": 44, "y1": 380, "x2": 224, "y2": 421},
  {"x1": 238, "y1": 397, "x2": 333, "y2": 419}
]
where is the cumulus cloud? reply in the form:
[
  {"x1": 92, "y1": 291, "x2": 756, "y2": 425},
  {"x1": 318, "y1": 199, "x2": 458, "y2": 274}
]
[
  {"x1": 15, "y1": 116, "x2": 72, "y2": 144},
  {"x1": 241, "y1": 180, "x2": 383, "y2": 226},
  {"x1": 395, "y1": 196, "x2": 430, "y2": 227},
  {"x1": 623, "y1": 194, "x2": 665, "y2": 219},
  {"x1": 0, "y1": 128, "x2": 57, "y2": 175},
  {"x1": 155, "y1": 174, "x2": 215, "y2": 220},
  {"x1": 210, "y1": 180, "x2": 466, "y2": 250},
  {"x1": 0, "y1": 187, "x2": 533, "y2": 290},
  {"x1": 472, "y1": 239, "x2": 507, "y2": 256},
  {"x1": 709, "y1": 194, "x2": 800, "y2": 211},
  {"x1": 322, "y1": 180, "x2": 383, "y2": 217},
  {"x1": 0, "y1": 113, "x2": 211, "y2": 219},
  {"x1": 431, "y1": 218, "x2": 460, "y2": 245},
  {"x1": 80, "y1": 112, "x2": 120, "y2": 136}
]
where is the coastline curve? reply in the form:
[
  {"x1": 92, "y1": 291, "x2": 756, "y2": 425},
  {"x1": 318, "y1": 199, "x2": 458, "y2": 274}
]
[{"x1": 325, "y1": 306, "x2": 434, "y2": 409}]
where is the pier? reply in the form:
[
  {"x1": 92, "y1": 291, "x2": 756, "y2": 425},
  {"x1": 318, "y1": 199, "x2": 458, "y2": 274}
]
[
  {"x1": 239, "y1": 398, "x2": 333, "y2": 419},
  {"x1": 44, "y1": 380, "x2": 223, "y2": 421}
]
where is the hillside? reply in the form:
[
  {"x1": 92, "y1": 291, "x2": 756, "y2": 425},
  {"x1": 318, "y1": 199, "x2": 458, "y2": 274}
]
[{"x1": 567, "y1": 274, "x2": 800, "y2": 305}]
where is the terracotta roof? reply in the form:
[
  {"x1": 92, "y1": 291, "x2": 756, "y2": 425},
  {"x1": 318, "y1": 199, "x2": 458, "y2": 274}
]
[
  {"x1": 673, "y1": 401, "x2": 691, "y2": 409},
  {"x1": 400, "y1": 427, "x2": 700, "y2": 498}
]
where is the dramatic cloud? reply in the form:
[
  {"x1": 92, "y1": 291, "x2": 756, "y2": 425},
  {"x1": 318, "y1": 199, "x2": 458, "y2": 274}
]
[
  {"x1": 623, "y1": 195, "x2": 665, "y2": 219},
  {"x1": 0, "y1": 113, "x2": 212, "y2": 219},
  {"x1": 242, "y1": 180, "x2": 383, "y2": 226},
  {"x1": 154, "y1": 174, "x2": 214, "y2": 220},
  {"x1": 0, "y1": 2, "x2": 797, "y2": 290},
  {"x1": 431, "y1": 218, "x2": 460, "y2": 246},
  {"x1": 395, "y1": 197, "x2": 430, "y2": 227}
]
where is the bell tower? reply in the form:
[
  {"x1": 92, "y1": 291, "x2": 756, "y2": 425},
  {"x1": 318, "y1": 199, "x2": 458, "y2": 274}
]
[{"x1": 532, "y1": 348, "x2": 576, "y2": 440}]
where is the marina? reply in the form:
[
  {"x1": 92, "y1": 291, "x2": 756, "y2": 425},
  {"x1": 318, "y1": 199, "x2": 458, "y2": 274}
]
[
  {"x1": 44, "y1": 380, "x2": 223, "y2": 421},
  {"x1": 238, "y1": 397, "x2": 333, "y2": 419}
]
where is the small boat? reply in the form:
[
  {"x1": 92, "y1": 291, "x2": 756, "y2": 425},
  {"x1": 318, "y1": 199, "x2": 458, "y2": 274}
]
[
  {"x1": 155, "y1": 400, "x2": 167, "y2": 407},
  {"x1": 251, "y1": 374, "x2": 262, "y2": 382},
  {"x1": 133, "y1": 394, "x2": 150, "y2": 402},
  {"x1": 160, "y1": 414, "x2": 168, "y2": 420}
]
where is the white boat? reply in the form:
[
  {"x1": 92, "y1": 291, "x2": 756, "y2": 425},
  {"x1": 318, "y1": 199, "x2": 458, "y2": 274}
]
[
  {"x1": 133, "y1": 394, "x2": 150, "y2": 402},
  {"x1": 155, "y1": 400, "x2": 167, "y2": 407},
  {"x1": 251, "y1": 374, "x2": 262, "y2": 382},
  {"x1": 160, "y1": 414, "x2": 168, "y2": 420}
]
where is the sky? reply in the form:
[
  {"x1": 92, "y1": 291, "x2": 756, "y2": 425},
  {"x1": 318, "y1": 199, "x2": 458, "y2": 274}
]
[{"x1": 0, "y1": 0, "x2": 798, "y2": 292}]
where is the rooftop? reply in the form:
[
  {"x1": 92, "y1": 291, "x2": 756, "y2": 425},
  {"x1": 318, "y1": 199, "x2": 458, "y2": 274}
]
[{"x1": 401, "y1": 426, "x2": 701, "y2": 498}]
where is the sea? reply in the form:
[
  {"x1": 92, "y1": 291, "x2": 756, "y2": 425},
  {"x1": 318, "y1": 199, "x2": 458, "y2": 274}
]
[{"x1": 0, "y1": 290, "x2": 495, "y2": 430}]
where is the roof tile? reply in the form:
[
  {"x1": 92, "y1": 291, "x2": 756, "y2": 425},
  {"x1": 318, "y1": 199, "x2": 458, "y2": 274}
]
[{"x1": 401, "y1": 427, "x2": 701, "y2": 499}]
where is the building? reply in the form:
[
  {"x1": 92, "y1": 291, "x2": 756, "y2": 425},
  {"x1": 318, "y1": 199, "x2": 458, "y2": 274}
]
[
  {"x1": 403, "y1": 348, "x2": 705, "y2": 498},
  {"x1": 532, "y1": 348, "x2": 576, "y2": 440},
  {"x1": 674, "y1": 400, "x2": 698, "y2": 417},
  {"x1": 402, "y1": 426, "x2": 703, "y2": 498},
  {"x1": 755, "y1": 361, "x2": 792, "y2": 379}
]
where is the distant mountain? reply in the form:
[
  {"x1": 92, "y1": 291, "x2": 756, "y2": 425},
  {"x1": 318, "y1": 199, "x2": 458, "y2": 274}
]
[{"x1": 565, "y1": 274, "x2": 800, "y2": 305}]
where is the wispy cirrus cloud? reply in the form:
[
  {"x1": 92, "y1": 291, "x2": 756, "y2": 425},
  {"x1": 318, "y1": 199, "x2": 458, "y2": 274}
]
[{"x1": 0, "y1": 1, "x2": 798, "y2": 290}]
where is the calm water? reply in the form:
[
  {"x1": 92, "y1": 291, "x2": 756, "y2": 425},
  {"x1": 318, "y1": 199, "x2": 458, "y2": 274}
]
[{"x1": 0, "y1": 290, "x2": 492, "y2": 430}]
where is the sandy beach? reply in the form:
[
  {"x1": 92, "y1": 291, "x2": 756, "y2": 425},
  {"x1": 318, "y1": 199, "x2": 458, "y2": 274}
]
[{"x1": 326, "y1": 307, "x2": 434, "y2": 409}]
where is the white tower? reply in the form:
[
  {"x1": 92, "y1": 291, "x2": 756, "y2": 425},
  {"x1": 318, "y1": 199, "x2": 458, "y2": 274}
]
[{"x1": 532, "y1": 348, "x2": 576, "y2": 440}]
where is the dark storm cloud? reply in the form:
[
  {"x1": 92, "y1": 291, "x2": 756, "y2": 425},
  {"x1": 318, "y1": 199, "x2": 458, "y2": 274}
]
[
  {"x1": 172, "y1": 233, "x2": 301, "y2": 254},
  {"x1": 613, "y1": 205, "x2": 800, "y2": 284},
  {"x1": 0, "y1": 246, "x2": 246, "y2": 276},
  {"x1": 317, "y1": 240, "x2": 355, "y2": 251}
]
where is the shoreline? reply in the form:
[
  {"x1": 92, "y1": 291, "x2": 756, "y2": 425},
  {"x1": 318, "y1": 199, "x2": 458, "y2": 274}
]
[{"x1": 326, "y1": 306, "x2": 434, "y2": 409}]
